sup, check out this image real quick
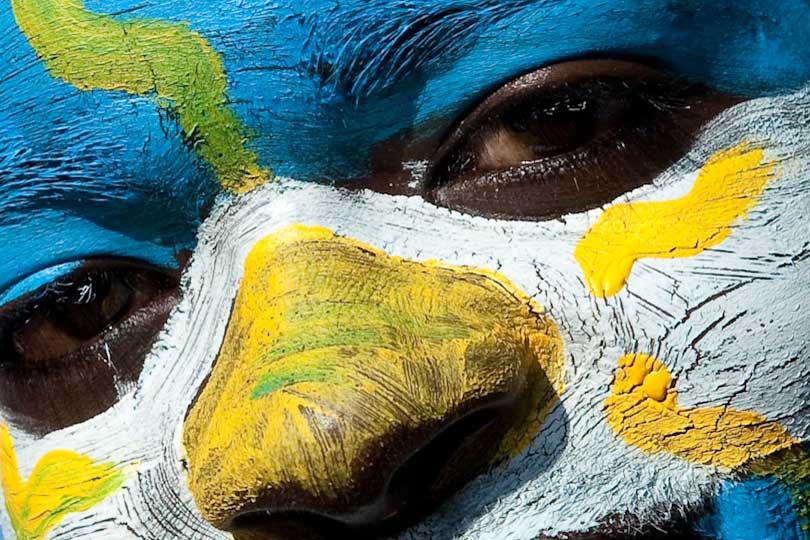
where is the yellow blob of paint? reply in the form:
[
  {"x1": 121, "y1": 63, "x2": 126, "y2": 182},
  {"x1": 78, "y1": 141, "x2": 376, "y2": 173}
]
[
  {"x1": 575, "y1": 143, "x2": 778, "y2": 298},
  {"x1": 183, "y1": 224, "x2": 565, "y2": 526},
  {"x1": 604, "y1": 354, "x2": 797, "y2": 469},
  {"x1": 11, "y1": 0, "x2": 269, "y2": 193},
  {"x1": 0, "y1": 425, "x2": 124, "y2": 540}
]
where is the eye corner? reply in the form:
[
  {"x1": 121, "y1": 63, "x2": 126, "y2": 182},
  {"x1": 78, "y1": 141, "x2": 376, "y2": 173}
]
[{"x1": 0, "y1": 257, "x2": 183, "y2": 435}]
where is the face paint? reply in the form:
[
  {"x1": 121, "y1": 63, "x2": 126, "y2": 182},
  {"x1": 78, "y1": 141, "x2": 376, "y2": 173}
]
[
  {"x1": 2, "y1": 0, "x2": 810, "y2": 538},
  {"x1": 604, "y1": 353, "x2": 796, "y2": 469},
  {"x1": 575, "y1": 143, "x2": 777, "y2": 298},
  {"x1": 0, "y1": 426, "x2": 125, "y2": 540},
  {"x1": 698, "y1": 476, "x2": 806, "y2": 540},
  {"x1": 183, "y1": 225, "x2": 563, "y2": 528},
  {"x1": 12, "y1": 0, "x2": 269, "y2": 193}
]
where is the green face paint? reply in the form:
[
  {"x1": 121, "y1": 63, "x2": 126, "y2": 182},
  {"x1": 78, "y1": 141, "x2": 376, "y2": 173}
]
[{"x1": 11, "y1": 0, "x2": 269, "y2": 193}]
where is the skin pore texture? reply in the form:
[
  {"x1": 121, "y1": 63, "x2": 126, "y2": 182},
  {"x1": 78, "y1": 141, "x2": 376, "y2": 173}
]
[{"x1": 0, "y1": 1, "x2": 810, "y2": 540}]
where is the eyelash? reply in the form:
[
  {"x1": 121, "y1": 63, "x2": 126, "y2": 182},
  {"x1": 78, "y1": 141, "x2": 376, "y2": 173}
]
[
  {"x1": 421, "y1": 64, "x2": 739, "y2": 221},
  {"x1": 432, "y1": 76, "x2": 699, "y2": 182},
  {"x1": 0, "y1": 260, "x2": 181, "y2": 434}
]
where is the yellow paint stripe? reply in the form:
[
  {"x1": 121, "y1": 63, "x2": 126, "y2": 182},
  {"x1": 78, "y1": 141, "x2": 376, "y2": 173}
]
[
  {"x1": 604, "y1": 354, "x2": 797, "y2": 470},
  {"x1": 0, "y1": 425, "x2": 125, "y2": 540},
  {"x1": 11, "y1": 0, "x2": 269, "y2": 193},
  {"x1": 575, "y1": 143, "x2": 778, "y2": 298}
]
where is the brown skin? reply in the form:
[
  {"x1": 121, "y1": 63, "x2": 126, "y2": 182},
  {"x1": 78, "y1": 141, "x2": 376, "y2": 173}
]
[
  {"x1": 344, "y1": 59, "x2": 739, "y2": 221},
  {"x1": 0, "y1": 258, "x2": 182, "y2": 434},
  {"x1": 535, "y1": 505, "x2": 709, "y2": 540},
  {"x1": 0, "y1": 58, "x2": 743, "y2": 538}
]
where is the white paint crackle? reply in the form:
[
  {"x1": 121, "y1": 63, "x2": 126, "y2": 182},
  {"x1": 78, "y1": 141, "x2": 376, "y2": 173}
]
[{"x1": 2, "y1": 85, "x2": 809, "y2": 540}]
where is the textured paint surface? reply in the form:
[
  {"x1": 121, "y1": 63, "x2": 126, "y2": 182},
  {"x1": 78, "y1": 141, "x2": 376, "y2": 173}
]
[
  {"x1": 1, "y1": 0, "x2": 810, "y2": 538},
  {"x1": 697, "y1": 477, "x2": 805, "y2": 540},
  {"x1": 11, "y1": 0, "x2": 268, "y2": 193},
  {"x1": 575, "y1": 143, "x2": 777, "y2": 298},
  {"x1": 0, "y1": 426, "x2": 124, "y2": 540},
  {"x1": 752, "y1": 446, "x2": 810, "y2": 532},
  {"x1": 604, "y1": 354, "x2": 797, "y2": 469},
  {"x1": 183, "y1": 224, "x2": 564, "y2": 525},
  {"x1": 2, "y1": 0, "x2": 810, "y2": 184}
]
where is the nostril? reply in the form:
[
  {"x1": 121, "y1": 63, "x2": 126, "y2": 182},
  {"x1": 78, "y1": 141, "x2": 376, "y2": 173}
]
[
  {"x1": 229, "y1": 406, "x2": 507, "y2": 540},
  {"x1": 385, "y1": 406, "x2": 503, "y2": 515},
  {"x1": 231, "y1": 511, "x2": 353, "y2": 540}
]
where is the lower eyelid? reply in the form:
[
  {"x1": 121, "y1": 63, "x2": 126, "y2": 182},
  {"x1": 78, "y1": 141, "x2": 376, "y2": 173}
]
[{"x1": 0, "y1": 261, "x2": 82, "y2": 307}]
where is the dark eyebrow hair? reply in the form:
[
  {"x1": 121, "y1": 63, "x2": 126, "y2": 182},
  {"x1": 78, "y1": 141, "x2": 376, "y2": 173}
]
[{"x1": 311, "y1": 0, "x2": 537, "y2": 99}]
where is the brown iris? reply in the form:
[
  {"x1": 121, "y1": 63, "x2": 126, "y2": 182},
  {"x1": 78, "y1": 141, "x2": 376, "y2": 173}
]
[
  {"x1": 0, "y1": 259, "x2": 181, "y2": 434},
  {"x1": 352, "y1": 59, "x2": 740, "y2": 219},
  {"x1": 423, "y1": 59, "x2": 740, "y2": 219}
]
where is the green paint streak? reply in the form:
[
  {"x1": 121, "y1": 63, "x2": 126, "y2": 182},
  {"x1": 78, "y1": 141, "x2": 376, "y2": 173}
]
[
  {"x1": 27, "y1": 472, "x2": 123, "y2": 540},
  {"x1": 1, "y1": 425, "x2": 125, "y2": 540},
  {"x1": 250, "y1": 299, "x2": 477, "y2": 400},
  {"x1": 11, "y1": 0, "x2": 269, "y2": 192},
  {"x1": 263, "y1": 301, "x2": 472, "y2": 361},
  {"x1": 252, "y1": 363, "x2": 342, "y2": 400},
  {"x1": 752, "y1": 444, "x2": 810, "y2": 532}
]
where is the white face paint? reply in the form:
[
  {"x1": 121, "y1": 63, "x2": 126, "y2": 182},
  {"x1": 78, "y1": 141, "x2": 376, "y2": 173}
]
[{"x1": 1, "y1": 86, "x2": 809, "y2": 540}]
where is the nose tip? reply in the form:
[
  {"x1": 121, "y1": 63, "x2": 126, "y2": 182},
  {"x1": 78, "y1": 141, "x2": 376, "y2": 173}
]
[
  {"x1": 228, "y1": 405, "x2": 511, "y2": 540},
  {"x1": 183, "y1": 226, "x2": 565, "y2": 539}
]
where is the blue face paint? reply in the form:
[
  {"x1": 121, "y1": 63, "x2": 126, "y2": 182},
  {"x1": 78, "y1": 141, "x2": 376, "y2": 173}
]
[
  {"x1": 697, "y1": 477, "x2": 805, "y2": 540},
  {"x1": 77, "y1": 0, "x2": 810, "y2": 182},
  {"x1": 2, "y1": 0, "x2": 810, "y2": 299},
  {"x1": 0, "y1": 262, "x2": 81, "y2": 306},
  {"x1": 0, "y1": 19, "x2": 217, "y2": 298}
]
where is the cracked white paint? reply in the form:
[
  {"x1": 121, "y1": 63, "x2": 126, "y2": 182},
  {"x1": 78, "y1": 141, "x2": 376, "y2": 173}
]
[{"x1": 1, "y1": 87, "x2": 809, "y2": 540}]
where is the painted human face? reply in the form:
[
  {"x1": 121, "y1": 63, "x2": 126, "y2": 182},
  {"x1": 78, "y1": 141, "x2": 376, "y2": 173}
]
[{"x1": 1, "y1": 1, "x2": 809, "y2": 540}]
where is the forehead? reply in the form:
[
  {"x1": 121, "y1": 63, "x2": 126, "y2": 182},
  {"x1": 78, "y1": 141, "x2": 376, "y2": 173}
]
[
  {"x1": 4, "y1": 0, "x2": 810, "y2": 172},
  {"x1": 99, "y1": 0, "x2": 810, "y2": 179}
]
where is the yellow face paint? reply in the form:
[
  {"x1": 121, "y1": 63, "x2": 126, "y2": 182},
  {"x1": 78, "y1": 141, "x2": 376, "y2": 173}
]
[
  {"x1": 11, "y1": 0, "x2": 268, "y2": 193},
  {"x1": 575, "y1": 143, "x2": 778, "y2": 298},
  {"x1": 183, "y1": 224, "x2": 564, "y2": 526},
  {"x1": 604, "y1": 354, "x2": 797, "y2": 469},
  {"x1": 0, "y1": 425, "x2": 124, "y2": 540}
]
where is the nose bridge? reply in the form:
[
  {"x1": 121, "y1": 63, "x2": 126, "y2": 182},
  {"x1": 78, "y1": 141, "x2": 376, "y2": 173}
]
[{"x1": 182, "y1": 224, "x2": 564, "y2": 532}]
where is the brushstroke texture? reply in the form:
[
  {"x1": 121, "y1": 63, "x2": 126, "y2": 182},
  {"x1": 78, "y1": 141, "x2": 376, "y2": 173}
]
[
  {"x1": 11, "y1": 0, "x2": 269, "y2": 192},
  {"x1": 604, "y1": 353, "x2": 796, "y2": 469},
  {"x1": 183, "y1": 224, "x2": 564, "y2": 526},
  {"x1": 576, "y1": 143, "x2": 777, "y2": 298},
  {"x1": 0, "y1": 426, "x2": 124, "y2": 540}
]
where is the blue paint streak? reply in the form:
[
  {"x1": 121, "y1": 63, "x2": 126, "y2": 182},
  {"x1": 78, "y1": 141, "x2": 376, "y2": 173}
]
[
  {"x1": 697, "y1": 478, "x2": 805, "y2": 540},
  {"x1": 0, "y1": 261, "x2": 81, "y2": 305},
  {"x1": 1, "y1": 0, "x2": 810, "y2": 293},
  {"x1": 0, "y1": 13, "x2": 218, "y2": 296}
]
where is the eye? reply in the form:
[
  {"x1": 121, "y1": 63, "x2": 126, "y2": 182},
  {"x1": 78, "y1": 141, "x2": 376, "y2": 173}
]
[
  {"x1": 0, "y1": 259, "x2": 181, "y2": 434},
  {"x1": 423, "y1": 59, "x2": 740, "y2": 220}
]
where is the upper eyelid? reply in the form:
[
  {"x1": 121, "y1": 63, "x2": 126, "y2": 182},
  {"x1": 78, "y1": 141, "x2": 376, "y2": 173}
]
[
  {"x1": 0, "y1": 255, "x2": 187, "y2": 309},
  {"x1": 427, "y1": 61, "x2": 674, "y2": 170},
  {"x1": 0, "y1": 261, "x2": 83, "y2": 307}
]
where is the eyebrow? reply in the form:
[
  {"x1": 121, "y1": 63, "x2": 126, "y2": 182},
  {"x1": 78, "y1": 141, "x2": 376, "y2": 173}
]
[
  {"x1": 309, "y1": 0, "x2": 810, "y2": 104},
  {"x1": 312, "y1": 0, "x2": 538, "y2": 99}
]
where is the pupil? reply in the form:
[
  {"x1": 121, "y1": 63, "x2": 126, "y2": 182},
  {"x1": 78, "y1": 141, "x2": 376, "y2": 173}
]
[
  {"x1": 504, "y1": 98, "x2": 596, "y2": 158},
  {"x1": 55, "y1": 272, "x2": 133, "y2": 340}
]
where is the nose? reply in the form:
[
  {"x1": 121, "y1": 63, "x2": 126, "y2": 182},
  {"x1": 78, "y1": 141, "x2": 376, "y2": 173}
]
[
  {"x1": 229, "y1": 404, "x2": 522, "y2": 540},
  {"x1": 182, "y1": 225, "x2": 564, "y2": 540}
]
